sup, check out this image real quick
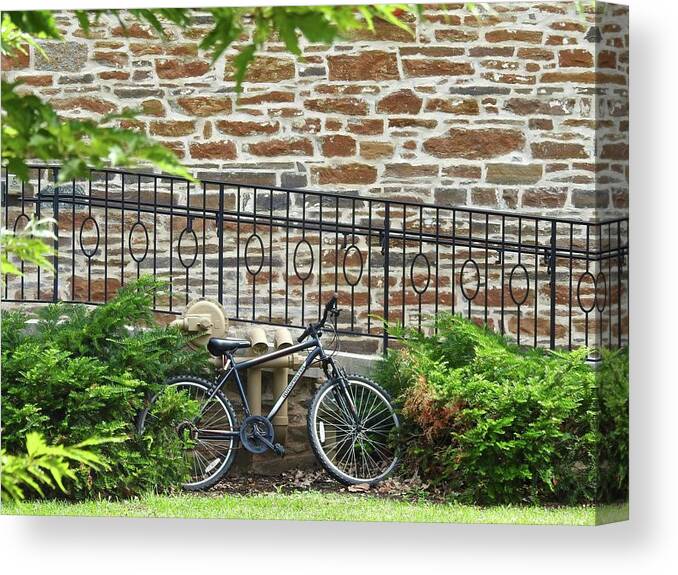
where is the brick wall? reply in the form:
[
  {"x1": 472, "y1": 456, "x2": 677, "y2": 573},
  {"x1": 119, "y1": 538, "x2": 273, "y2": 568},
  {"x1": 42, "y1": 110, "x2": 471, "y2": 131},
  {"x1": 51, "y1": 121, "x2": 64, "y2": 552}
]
[{"x1": 3, "y1": 2, "x2": 629, "y2": 219}]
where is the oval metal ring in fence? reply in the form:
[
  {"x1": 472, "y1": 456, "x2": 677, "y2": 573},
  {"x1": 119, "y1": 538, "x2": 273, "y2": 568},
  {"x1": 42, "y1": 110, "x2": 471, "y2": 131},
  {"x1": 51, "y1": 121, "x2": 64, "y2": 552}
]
[
  {"x1": 460, "y1": 258, "x2": 480, "y2": 301},
  {"x1": 178, "y1": 227, "x2": 198, "y2": 269},
  {"x1": 293, "y1": 239, "x2": 314, "y2": 282},
  {"x1": 410, "y1": 252, "x2": 431, "y2": 295},
  {"x1": 342, "y1": 244, "x2": 364, "y2": 287},
  {"x1": 595, "y1": 271, "x2": 607, "y2": 313},
  {"x1": 12, "y1": 213, "x2": 29, "y2": 233},
  {"x1": 244, "y1": 234, "x2": 264, "y2": 276},
  {"x1": 128, "y1": 221, "x2": 149, "y2": 264},
  {"x1": 79, "y1": 216, "x2": 100, "y2": 259},
  {"x1": 508, "y1": 263, "x2": 530, "y2": 307},
  {"x1": 577, "y1": 271, "x2": 597, "y2": 314}
]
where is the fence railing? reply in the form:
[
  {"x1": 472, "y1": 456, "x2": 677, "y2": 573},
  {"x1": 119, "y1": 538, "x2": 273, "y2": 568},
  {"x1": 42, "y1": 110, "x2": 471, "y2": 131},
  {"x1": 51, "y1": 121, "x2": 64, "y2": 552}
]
[{"x1": 2, "y1": 166, "x2": 629, "y2": 354}]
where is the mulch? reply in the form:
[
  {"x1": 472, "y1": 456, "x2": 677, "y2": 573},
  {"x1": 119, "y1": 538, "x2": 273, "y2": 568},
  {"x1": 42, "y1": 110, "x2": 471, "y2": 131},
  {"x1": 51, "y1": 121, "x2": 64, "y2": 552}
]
[{"x1": 195, "y1": 469, "x2": 449, "y2": 503}]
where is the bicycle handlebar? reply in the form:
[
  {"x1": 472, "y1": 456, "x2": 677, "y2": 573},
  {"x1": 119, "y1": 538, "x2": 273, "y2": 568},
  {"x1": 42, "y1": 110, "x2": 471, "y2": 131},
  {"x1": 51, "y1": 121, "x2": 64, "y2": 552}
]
[{"x1": 297, "y1": 294, "x2": 339, "y2": 342}]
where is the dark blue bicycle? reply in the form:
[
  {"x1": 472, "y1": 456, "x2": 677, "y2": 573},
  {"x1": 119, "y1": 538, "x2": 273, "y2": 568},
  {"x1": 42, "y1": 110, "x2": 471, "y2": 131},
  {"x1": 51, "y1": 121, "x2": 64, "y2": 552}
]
[{"x1": 138, "y1": 296, "x2": 400, "y2": 490}]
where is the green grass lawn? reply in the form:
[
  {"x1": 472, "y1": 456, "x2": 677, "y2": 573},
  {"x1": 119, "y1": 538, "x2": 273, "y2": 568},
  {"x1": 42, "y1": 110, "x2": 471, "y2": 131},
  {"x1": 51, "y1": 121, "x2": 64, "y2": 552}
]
[{"x1": 2, "y1": 492, "x2": 628, "y2": 525}]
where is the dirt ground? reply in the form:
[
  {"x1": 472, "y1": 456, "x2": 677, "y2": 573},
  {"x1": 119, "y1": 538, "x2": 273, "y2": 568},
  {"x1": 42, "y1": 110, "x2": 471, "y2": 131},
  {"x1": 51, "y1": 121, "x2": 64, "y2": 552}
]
[{"x1": 203, "y1": 468, "x2": 444, "y2": 502}]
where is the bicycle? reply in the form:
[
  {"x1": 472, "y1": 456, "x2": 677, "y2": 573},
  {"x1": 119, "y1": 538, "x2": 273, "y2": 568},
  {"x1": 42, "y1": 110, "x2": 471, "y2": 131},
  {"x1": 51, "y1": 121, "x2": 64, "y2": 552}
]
[{"x1": 137, "y1": 295, "x2": 400, "y2": 490}]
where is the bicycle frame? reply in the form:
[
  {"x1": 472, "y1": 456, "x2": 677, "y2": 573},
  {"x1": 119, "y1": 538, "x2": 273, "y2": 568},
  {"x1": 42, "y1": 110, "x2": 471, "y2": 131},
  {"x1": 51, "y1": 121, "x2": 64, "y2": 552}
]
[{"x1": 199, "y1": 331, "x2": 355, "y2": 440}]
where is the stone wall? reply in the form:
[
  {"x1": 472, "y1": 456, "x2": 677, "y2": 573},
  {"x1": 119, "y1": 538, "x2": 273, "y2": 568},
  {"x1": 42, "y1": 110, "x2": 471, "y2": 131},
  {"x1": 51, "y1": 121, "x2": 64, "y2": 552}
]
[{"x1": 2, "y1": 2, "x2": 629, "y2": 218}]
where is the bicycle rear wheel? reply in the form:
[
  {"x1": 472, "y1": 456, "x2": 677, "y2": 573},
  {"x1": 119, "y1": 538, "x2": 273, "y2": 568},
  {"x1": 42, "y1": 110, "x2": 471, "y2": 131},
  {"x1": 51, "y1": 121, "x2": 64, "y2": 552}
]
[
  {"x1": 137, "y1": 375, "x2": 238, "y2": 491},
  {"x1": 307, "y1": 374, "x2": 400, "y2": 485}
]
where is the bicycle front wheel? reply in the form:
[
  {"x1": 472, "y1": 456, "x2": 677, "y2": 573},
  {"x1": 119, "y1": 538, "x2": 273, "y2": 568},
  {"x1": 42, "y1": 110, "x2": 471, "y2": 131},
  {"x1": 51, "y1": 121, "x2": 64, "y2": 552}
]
[
  {"x1": 137, "y1": 375, "x2": 238, "y2": 491},
  {"x1": 307, "y1": 375, "x2": 400, "y2": 485}
]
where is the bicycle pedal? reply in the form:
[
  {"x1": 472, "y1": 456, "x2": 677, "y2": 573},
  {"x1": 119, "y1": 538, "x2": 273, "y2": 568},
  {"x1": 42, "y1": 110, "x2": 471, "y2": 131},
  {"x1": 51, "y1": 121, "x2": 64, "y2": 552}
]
[{"x1": 273, "y1": 443, "x2": 285, "y2": 457}]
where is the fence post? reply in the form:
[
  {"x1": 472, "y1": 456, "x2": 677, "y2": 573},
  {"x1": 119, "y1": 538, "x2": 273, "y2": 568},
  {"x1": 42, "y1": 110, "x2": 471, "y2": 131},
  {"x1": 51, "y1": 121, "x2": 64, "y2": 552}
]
[
  {"x1": 549, "y1": 220, "x2": 557, "y2": 350},
  {"x1": 52, "y1": 168, "x2": 60, "y2": 302},
  {"x1": 382, "y1": 202, "x2": 390, "y2": 354}
]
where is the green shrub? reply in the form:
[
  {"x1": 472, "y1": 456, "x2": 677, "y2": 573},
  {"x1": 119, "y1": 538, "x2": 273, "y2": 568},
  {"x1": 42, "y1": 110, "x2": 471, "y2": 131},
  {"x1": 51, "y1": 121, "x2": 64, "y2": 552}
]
[
  {"x1": 1, "y1": 277, "x2": 211, "y2": 500},
  {"x1": 374, "y1": 314, "x2": 628, "y2": 505}
]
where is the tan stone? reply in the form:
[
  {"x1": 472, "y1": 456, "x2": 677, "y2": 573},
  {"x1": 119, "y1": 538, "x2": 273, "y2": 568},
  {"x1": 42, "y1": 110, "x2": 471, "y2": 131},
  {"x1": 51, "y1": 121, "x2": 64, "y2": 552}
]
[
  {"x1": 176, "y1": 96, "x2": 232, "y2": 116},
  {"x1": 486, "y1": 163, "x2": 543, "y2": 185},
  {"x1": 531, "y1": 141, "x2": 588, "y2": 159},
  {"x1": 149, "y1": 120, "x2": 195, "y2": 137},
  {"x1": 313, "y1": 164, "x2": 377, "y2": 185},
  {"x1": 305, "y1": 98, "x2": 368, "y2": 116},
  {"x1": 346, "y1": 119, "x2": 384, "y2": 135},
  {"x1": 360, "y1": 142, "x2": 394, "y2": 159},
  {"x1": 424, "y1": 128, "x2": 525, "y2": 159},
  {"x1": 328, "y1": 51, "x2": 399, "y2": 81}
]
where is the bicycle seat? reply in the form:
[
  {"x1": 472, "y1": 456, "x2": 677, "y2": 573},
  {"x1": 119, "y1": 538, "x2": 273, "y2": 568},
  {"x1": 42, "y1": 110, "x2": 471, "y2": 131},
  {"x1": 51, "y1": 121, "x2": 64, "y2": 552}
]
[{"x1": 207, "y1": 338, "x2": 251, "y2": 356}]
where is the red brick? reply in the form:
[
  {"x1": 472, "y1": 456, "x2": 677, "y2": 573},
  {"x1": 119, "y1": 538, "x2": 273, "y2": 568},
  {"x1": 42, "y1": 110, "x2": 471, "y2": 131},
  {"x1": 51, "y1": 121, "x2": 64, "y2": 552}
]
[
  {"x1": 2, "y1": 45, "x2": 30, "y2": 70},
  {"x1": 403, "y1": 59, "x2": 474, "y2": 77},
  {"x1": 156, "y1": 59, "x2": 209, "y2": 79},
  {"x1": 15, "y1": 74, "x2": 53, "y2": 86},
  {"x1": 189, "y1": 141, "x2": 237, "y2": 160},
  {"x1": 98, "y1": 70, "x2": 130, "y2": 80},
  {"x1": 425, "y1": 98, "x2": 479, "y2": 115},
  {"x1": 468, "y1": 46, "x2": 515, "y2": 57},
  {"x1": 226, "y1": 56, "x2": 295, "y2": 83},
  {"x1": 51, "y1": 96, "x2": 117, "y2": 115},
  {"x1": 424, "y1": 128, "x2": 525, "y2": 159},
  {"x1": 93, "y1": 51, "x2": 128, "y2": 67},
  {"x1": 347, "y1": 119, "x2": 384, "y2": 135},
  {"x1": 550, "y1": 21, "x2": 587, "y2": 32},
  {"x1": 111, "y1": 23, "x2": 156, "y2": 38},
  {"x1": 597, "y1": 50, "x2": 617, "y2": 69},
  {"x1": 320, "y1": 135, "x2": 356, "y2": 157},
  {"x1": 517, "y1": 47, "x2": 555, "y2": 60},
  {"x1": 248, "y1": 138, "x2": 313, "y2": 157},
  {"x1": 541, "y1": 71, "x2": 626, "y2": 85},
  {"x1": 376, "y1": 89, "x2": 423, "y2": 114},
  {"x1": 485, "y1": 29, "x2": 543, "y2": 43},
  {"x1": 559, "y1": 49, "x2": 594, "y2": 67},
  {"x1": 215, "y1": 120, "x2": 280, "y2": 136},
  {"x1": 238, "y1": 91, "x2": 295, "y2": 105},
  {"x1": 328, "y1": 51, "x2": 399, "y2": 81},
  {"x1": 600, "y1": 143, "x2": 628, "y2": 160}
]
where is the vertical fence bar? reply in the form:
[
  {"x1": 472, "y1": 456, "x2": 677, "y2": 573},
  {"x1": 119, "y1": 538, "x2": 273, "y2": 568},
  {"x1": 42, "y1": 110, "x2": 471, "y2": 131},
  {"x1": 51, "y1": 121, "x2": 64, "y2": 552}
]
[
  {"x1": 549, "y1": 220, "x2": 557, "y2": 350},
  {"x1": 382, "y1": 202, "x2": 390, "y2": 354},
  {"x1": 217, "y1": 183, "x2": 224, "y2": 305},
  {"x1": 51, "y1": 168, "x2": 60, "y2": 302}
]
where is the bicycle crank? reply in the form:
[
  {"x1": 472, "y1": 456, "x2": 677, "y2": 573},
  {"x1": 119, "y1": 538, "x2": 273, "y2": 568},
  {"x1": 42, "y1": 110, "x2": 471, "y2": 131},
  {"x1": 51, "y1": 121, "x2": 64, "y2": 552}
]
[{"x1": 239, "y1": 416, "x2": 285, "y2": 456}]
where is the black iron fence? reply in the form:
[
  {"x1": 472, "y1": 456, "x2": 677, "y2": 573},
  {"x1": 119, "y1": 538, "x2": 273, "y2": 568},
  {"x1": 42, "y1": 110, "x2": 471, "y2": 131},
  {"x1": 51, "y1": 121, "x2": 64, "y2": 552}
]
[{"x1": 2, "y1": 166, "x2": 628, "y2": 354}]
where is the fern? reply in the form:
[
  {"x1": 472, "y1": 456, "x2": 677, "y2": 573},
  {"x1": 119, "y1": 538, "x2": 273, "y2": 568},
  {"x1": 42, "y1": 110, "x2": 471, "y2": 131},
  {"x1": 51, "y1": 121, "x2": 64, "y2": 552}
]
[{"x1": 1, "y1": 433, "x2": 123, "y2": 503}]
